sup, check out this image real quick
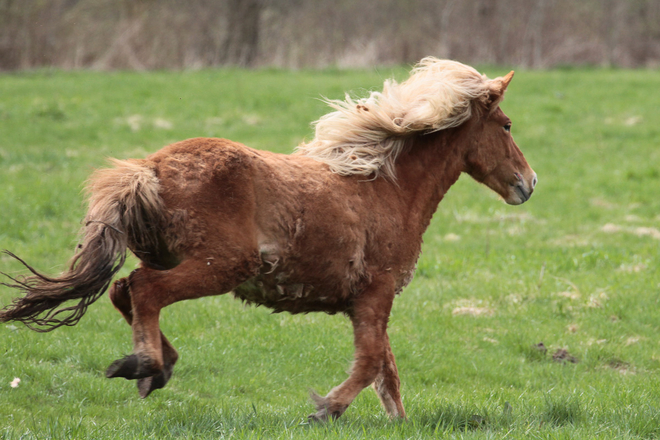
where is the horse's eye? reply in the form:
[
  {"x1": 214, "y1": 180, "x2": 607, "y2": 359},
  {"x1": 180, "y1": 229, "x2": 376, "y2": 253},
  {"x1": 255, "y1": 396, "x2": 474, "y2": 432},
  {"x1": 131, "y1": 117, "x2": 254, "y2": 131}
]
[{"x1": 503, "y1": 123, "x2": 512, "y2": 132}]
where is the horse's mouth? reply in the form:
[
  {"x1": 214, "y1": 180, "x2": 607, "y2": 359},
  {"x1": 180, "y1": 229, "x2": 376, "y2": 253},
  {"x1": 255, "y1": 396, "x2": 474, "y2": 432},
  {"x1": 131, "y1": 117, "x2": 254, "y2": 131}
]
[
  {"x1": 505, "y1": 171, "x2": 536, "y2": 205},
  {"x1": 514, "y1": 184, "x2": 532, "y2": 203},
  {"x1": 504, "y1": 182, "x2": 533, "y2": 205}
]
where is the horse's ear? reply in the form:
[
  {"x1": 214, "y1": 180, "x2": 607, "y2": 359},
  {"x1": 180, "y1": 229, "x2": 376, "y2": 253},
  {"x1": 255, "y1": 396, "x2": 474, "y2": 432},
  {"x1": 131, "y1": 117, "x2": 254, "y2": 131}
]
[
  {"x1": 501, "y1": 70, "x2": 514, "y2": 90},
  {"x1": 486, "y1": 71, "x2": 514, "y2": 111}
]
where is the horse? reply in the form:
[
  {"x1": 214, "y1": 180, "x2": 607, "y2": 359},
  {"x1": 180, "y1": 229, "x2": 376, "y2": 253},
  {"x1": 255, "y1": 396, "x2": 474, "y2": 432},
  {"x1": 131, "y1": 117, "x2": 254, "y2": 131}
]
[{"x1": 0, "y1": 57, "x2": 537, "y2": 421}]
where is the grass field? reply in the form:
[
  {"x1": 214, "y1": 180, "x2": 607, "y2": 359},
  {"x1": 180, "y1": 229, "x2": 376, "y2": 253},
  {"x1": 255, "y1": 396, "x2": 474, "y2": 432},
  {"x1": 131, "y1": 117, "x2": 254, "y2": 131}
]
[{"x1": 1, "y1": 65, "x2": 659, "y2": 439}]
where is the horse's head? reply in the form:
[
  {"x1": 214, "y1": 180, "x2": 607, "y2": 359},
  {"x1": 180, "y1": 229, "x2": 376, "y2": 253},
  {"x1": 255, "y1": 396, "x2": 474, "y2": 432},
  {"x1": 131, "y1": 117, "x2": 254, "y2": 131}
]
[{"x1": 464, "y1": 72, "x2": 537, "y2": 205}]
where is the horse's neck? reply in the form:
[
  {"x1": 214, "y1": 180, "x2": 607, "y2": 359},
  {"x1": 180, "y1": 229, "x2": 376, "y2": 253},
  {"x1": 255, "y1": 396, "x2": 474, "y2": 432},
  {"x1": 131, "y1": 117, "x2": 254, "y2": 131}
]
[{"x1": 391, "y1": 128, "x2": 468, "y2": 227}]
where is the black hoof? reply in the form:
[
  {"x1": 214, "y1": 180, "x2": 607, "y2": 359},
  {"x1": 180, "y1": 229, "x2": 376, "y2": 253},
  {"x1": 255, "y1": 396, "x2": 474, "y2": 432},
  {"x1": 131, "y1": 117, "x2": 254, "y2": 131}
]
[
  {"x1": 106, "y1": 354, "x2": 140, "y2": 379},
  {"x1": 137, "y1": 369, "x2": 172, "y2": 398},
  {"x1": 137, "y1": 376, "x2": 159, "y2": 398},
  {"x1": 137, "y1": 361, "x2": 174, "y2": 398},
  {"x1": 106, "y1": 353, "x2": 160, "y2": 380}
]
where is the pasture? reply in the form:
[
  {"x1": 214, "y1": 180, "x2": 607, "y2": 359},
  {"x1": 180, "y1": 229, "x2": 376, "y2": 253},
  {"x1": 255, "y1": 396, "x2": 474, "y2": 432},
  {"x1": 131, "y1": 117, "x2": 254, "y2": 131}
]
[{"x1": 1, "y1": 66, "x2": 659, "y2": 439}]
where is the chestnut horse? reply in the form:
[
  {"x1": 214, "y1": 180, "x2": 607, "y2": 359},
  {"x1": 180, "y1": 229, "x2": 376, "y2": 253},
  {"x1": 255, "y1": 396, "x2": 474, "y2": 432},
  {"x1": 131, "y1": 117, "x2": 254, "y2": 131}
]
[{"x1": 0, "y1": 58, "x2": 536, "y2": 421}]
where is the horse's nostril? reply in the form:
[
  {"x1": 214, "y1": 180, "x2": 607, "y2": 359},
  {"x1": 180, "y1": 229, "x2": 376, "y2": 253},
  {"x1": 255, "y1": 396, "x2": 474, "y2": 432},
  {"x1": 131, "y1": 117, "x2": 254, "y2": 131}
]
[{"x1": 531, "y1": 173, "x2": 538, "y2": 188}]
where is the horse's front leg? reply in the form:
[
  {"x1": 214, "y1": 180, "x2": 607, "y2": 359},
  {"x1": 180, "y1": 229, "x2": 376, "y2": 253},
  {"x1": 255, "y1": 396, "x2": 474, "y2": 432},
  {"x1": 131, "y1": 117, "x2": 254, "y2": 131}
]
[
  {"x1": 309, "y1": 273, "x2": 397, "y2": 421},
  {"x1": 372, "y1": 333, "x2": 406, "y2": 419},
  {"x1": 106, "y1": 277, "x2": 179, "y2": 398}
]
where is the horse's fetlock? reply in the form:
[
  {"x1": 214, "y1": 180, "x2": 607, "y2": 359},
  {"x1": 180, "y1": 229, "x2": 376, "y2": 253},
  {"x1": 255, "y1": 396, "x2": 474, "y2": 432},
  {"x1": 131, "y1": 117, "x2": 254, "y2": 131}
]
[
  {"x1": 309, "y1": 391, "x2": 349, "y2": 421},
  {"x1": 136, "y1": 352, "x2": 163, "y2": 375}
]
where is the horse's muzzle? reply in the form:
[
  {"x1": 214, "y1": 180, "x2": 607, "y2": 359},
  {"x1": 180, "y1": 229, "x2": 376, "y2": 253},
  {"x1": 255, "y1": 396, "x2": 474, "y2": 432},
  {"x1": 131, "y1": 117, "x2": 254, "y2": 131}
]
[
  {"x1": 514, "y1": 183, "x2": 532, "y2": 203},
  {"x1": 507, "y1": 171, "x2": 537, "y2": 205}
]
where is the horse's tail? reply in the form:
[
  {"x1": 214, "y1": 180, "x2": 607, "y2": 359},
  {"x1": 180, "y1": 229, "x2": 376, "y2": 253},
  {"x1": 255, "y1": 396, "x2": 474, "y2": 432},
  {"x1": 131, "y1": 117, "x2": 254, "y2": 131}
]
[{"x1": 0, "y1": 159, "x2": 163, "y2": 332}]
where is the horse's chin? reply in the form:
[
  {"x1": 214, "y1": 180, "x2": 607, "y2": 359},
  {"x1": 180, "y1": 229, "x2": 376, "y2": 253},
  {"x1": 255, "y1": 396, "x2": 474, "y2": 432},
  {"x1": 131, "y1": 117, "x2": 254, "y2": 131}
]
[
  {"x1": 503, "y1": 185, "x2": 532, "y2": 205},
  {"x1": 504, "y1": 195, "x2": 527, "y2": 205}
]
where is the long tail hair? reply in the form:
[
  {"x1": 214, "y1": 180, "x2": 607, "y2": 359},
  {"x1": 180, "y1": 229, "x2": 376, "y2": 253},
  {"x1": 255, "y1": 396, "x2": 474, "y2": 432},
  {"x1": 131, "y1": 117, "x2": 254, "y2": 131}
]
[{"x1": 0, "y1": 159, "x2": 163, "y2": 332}]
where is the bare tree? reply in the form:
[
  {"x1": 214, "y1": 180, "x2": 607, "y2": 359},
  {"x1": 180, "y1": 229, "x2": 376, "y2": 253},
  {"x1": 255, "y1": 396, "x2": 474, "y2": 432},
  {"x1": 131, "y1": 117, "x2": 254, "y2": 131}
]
[
  {"x1": 220, "y1": 0, "x2": 262, "y2": 66},
  {"x1": 1, "y1": 0, "x2": 660, "y2": 70}
]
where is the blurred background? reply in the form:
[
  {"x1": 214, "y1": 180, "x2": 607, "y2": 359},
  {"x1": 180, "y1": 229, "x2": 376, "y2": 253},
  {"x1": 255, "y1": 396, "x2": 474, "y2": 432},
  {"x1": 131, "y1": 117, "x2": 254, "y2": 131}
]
[{"x1": 1, "y1": 0, "x2": 659, "y2": 71}]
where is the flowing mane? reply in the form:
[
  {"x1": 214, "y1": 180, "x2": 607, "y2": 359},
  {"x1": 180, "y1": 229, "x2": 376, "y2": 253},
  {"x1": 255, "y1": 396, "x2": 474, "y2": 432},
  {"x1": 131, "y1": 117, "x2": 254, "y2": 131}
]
[{"x1": 296, "y1": 57, "x2": 505, "y2": 179}]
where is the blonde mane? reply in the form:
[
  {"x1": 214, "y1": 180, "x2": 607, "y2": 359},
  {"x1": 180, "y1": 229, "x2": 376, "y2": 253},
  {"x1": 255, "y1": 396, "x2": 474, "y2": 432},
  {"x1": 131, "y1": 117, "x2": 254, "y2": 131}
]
[{"x1": 296, "y1": 57, "x2": 503, "y2": 179}]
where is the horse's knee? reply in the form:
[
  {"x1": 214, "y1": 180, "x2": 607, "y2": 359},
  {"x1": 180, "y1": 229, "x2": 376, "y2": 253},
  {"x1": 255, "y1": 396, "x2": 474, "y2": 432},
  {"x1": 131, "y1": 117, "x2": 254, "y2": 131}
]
[{"x1": 351, "y1": 357, "x2": 383, "y2": 390}]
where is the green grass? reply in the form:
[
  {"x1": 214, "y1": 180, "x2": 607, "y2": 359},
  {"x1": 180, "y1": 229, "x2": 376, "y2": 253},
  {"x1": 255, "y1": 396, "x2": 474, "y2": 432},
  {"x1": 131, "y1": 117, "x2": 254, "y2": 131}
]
[{"x1": 1, "y1": 65, "x2": 660, "y2": 439}]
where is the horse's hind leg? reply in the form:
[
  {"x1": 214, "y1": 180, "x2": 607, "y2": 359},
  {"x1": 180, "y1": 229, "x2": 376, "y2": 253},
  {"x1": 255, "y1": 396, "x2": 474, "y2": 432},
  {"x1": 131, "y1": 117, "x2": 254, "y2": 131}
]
[
  {"x1": 106, "y1": 253, "x2": 259, "y2": 394},
  {"x1": 310, "y1": 273, "x2": 397, "y2": 421},
  {"x1": 107, "y1": 277, "x2": 179, "y2": 397},
  {"x1": 372, "y1": 334, "x2": 406, "y2": 419}
]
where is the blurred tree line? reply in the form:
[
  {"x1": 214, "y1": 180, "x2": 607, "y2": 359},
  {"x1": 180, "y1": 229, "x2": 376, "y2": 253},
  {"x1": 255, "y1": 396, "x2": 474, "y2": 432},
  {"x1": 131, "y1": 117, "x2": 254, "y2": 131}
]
[{"x1": 1, "y1": 0, "x2": 659, "y2": 70}]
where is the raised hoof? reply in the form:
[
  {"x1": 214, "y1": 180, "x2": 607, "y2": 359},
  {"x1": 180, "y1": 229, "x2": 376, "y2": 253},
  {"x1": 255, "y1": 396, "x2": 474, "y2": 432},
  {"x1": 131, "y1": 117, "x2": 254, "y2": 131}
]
[
  {"x1": 106, "y1": 354, "x2": 158, "y2": 380},
  {"x1": 137, "y1": 375, "x2": 162, "y2": 398},
  {"x1": 106, "y1": 355, "x2": 140, "y2": 379},
  {"x1": 137, "y1": 367, "x2": 172, "y2": 398}
]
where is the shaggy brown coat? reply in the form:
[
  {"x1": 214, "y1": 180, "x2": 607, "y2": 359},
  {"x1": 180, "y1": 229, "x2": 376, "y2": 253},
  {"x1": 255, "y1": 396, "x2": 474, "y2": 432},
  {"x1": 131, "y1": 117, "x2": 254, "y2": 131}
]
[{"x1": 0, "y1": 59, "x2": 536, "y2": 421}]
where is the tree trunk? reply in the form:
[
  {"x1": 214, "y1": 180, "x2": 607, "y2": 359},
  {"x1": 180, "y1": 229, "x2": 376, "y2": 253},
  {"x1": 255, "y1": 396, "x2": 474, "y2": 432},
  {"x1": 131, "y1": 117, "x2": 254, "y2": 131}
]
[{"x1": 220, "y1": 0, "x2": 262, "y2": 67}]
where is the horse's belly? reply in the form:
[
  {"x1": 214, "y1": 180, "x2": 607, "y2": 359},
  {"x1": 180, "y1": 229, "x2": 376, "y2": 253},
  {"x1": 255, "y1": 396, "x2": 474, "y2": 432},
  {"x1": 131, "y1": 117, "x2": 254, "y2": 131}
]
[{"x1": 232, "y1": 276, "x2": 352, "y2": 314}]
